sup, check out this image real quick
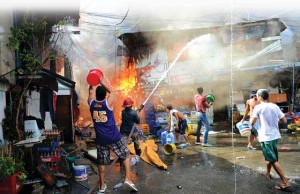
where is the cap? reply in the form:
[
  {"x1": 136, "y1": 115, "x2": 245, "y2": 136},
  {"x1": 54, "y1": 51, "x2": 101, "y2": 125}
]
[
  {"x1": 123, "y1": 98, "x2": 134, "y2": 107},
  {"x1": 250, "y1": 93, "x2": 256, "y2": 99},
  {"x1": 250, "y1": 90, "x2": 257, "y2": 99}
]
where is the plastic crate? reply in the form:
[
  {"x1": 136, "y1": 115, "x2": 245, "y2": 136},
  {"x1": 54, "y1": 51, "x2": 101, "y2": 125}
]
[{"x1": 37, "y1": 141, "x2": 60, "y2": 152}]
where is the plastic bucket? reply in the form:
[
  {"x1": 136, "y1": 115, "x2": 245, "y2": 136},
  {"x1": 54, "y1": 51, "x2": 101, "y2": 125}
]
[
  {"x1": 86, "y1": 69, "x2": 103, "y2": 86},
  {"x1": 166, "y1": 132, "x2": 175, "y2": 144},
  {"x1": 72, "y1": 164, "x2": 88, "y2": 181},
  {"x1": 161, "y1": 131, "x2": 168, "y2": 146},
  {"x1": 205, "y1": 94, "x2": 215, "y2": 103},
  {"x1": 187, "y1": 124, "x2": 197, "y2": 135},
  {"x1": 236, "y1": 121, "x2": 251, "y2": 136},
  {"x1": 163, "y1": 143, "x2": 176, "y2": 155}
]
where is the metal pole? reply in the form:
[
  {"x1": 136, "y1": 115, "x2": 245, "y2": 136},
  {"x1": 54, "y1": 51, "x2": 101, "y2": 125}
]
[{"x1": 292, "y1": 62, "x2": 295, "y2": 111}]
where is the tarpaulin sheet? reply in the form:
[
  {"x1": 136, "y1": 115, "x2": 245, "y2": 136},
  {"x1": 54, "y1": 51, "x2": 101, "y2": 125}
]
[{"x1": 128, "y1": 140, "x2": 167, "y2": 170}]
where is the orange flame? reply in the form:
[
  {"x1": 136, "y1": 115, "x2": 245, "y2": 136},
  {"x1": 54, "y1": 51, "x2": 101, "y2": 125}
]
[
  {"x1": 111, "y1": 59, "x2": 146, "y2": 124},
  {"x1": 76, "y1": 59, "x2": 147, "y2": 128},
  {"x1": 118, "y1": 64, "x2": 137, "y2": 95}
]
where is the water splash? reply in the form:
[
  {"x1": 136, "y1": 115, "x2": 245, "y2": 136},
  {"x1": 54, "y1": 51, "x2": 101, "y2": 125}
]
[{"x1": 141, "y1": 36, "x2": 205, "y2": 106}]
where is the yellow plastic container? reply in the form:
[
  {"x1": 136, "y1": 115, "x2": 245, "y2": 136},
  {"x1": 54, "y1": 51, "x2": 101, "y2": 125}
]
[
  {"x1": 163, "y1": 144, "x2": 176, "y2": 155},
  {"x1": 187, "y1": 124, "x2": 198, "y2": 135}
]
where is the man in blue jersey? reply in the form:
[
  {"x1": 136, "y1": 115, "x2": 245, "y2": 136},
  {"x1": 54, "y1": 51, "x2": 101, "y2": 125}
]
[{"x1": 88, "y1": 76, "x2": 138, "y2": 193}]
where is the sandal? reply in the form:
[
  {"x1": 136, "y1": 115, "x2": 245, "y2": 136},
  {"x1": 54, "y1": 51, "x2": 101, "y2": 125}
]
[
  {"x1": 247, "y1": 146, "x2": 257, "y2": 150},
  {"x1": 275, "y1": 185, "x2": 293, "y2": 192},
  {"x1": 124, "y1": 181, "x2": 138, "y2": 192},
  {"x1": 97, "y1": 184, "x2": 107, "y2": 193}
]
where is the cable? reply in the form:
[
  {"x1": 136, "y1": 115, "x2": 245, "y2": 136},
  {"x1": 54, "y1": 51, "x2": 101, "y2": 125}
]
[{"x1": 116, "y1": 7, "x2": 129, "y2": 26}]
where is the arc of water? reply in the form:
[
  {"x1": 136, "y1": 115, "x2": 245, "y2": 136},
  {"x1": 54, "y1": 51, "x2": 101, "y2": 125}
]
[{"x1": 140, "y1": 37, "x2": 202, "y2": 109}]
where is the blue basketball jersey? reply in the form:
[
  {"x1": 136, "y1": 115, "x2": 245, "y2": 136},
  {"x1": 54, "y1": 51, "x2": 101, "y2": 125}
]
[{"x1": 89, "y1": 99, "x2": 121, "y2": 145}]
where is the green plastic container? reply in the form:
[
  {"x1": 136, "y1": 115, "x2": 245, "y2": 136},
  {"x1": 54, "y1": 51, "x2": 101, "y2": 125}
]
[{"x1": 205, "y1": 94, "x2": 215, "y2": 103}]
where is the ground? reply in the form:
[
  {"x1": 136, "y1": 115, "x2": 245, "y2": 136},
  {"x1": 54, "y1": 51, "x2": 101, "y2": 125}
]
[{"x1": 22, "y1": 122, "x2": 300, "y2": 194}]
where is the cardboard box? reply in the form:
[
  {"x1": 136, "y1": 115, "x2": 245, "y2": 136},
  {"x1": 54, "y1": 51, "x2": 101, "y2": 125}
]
[{"x1": 269, "y1": 93, "x2": 287, "y2": 103}]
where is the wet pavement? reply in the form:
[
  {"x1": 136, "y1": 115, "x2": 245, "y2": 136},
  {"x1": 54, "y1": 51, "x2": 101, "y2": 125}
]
[{"x1": 33, "y1": 123, "x2": 300, "y2": 194}]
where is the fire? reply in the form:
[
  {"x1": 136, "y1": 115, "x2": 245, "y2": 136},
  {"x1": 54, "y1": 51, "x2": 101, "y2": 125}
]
[
  {"x1": 110, "y1": 60, "x2": 146, "y2": 125},
  {"x1": 75, "y1": 59, "x2": 147, "y2": 128},
  {"x1": 118, "y1": 64, "x2": 137, "y2": 95}
]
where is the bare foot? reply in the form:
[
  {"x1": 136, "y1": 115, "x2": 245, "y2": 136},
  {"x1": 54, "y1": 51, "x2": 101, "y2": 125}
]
[{"x1": 262, "y1": 173, "x2": 272, "y2": 180}]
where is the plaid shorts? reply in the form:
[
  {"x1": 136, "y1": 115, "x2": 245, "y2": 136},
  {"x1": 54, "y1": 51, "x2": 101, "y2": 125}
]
[
  {"x1": 96, "y1": 138, "x2": 130, "y2": 165},
  {"x1": 261, "y1": 139, "x2": 279, "y2": 163}
]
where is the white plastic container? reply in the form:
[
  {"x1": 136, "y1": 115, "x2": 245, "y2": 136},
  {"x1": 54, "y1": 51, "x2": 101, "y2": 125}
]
[
  {"x1": 236, "y1": 121, "x2": 251, "y2": 136},
  {"x1": 72, "y1": 164, "x2": 88, "y2": 181}
]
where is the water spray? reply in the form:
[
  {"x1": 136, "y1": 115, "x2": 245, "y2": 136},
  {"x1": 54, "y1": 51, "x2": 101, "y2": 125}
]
[{"x1": 137, "y1": 36, "x2": 203, "y2": 112}]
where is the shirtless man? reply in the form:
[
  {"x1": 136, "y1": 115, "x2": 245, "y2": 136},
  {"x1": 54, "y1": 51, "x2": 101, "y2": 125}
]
[
  {"x1": 166, "y1": 104, "x2": 190, "y2": 145},
  {"x1": 241, "y1": 91, "x2": 260, "y2": 149}
]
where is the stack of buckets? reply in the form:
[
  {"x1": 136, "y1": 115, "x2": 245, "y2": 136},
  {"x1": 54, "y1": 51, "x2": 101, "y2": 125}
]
[{"x1": 161, "y1": 131, "x2": 176, "y2": 155}]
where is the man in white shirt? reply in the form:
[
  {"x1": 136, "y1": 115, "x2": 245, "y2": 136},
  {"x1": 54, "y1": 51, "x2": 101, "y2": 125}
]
[{"x1": 250, "y1": 89, "x2": 291, "y2": 191}]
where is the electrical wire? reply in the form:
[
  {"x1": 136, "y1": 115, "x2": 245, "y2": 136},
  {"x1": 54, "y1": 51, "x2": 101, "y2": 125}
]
[{"x1": 116, "y1": 7, "x2": 129, "y2": 26}]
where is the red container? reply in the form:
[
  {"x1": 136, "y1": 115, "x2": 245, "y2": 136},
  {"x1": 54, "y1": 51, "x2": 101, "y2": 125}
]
[
  {"x1": 0, "y1": 173, "x2": 23, "y2": 194},
  {"x1": 87, "y1": 69, "x2": 103, "y2": 86}
]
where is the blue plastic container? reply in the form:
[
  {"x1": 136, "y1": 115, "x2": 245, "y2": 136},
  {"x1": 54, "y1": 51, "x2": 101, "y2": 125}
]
[
  {"x1": 157, "y1": 129, "x2": 166, "y2": 138},
  {"x1": 161, "y1": 131, "x2": 168, "y2": 145},
  {"x1": 166, "y1": 132, "x2": 175, "y2": 144}
]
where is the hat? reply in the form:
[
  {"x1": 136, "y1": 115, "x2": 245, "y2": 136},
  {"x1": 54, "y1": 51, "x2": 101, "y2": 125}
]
[
  {"x1": 123, "y1": 98, "x2": 134, "y2": 107},
  {"x1": 250, "y1": 90, "x2": 257, "y2": 99},
  {"x1": 250, "y1": 93, "x2": 256, "y2": 99}
]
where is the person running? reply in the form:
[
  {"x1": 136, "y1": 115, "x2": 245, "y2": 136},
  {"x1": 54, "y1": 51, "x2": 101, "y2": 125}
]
[
  {"x1": 250, "y1": 89, "x2": 292, "y2": 192},
  {"x1": 194, "y1": 87, "x2": 213, "y2": 147},
  {"x1": 165, "y1": 104, "x2": 190, "y2": 145},
  {"x1": 241, "y1": 91, "x2": 260, "y2": 150},
  {"x1": 120, "y1": 97, "x2": 143, "y2": 156},
  {"x1": 88, "y1": 76, "x2": 138, "y2": 193}
]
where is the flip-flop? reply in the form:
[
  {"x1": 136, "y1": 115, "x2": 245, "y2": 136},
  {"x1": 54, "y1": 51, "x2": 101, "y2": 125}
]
[
  {"x1": 275, "y1": 185, "x2": 293, "y2": 192},
  {"x1": 98, "y1": 184, "x2": 107, "y2": 193},
  {"x1": 124, "y1": 181, "x2": 138, "y2": 192}
]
